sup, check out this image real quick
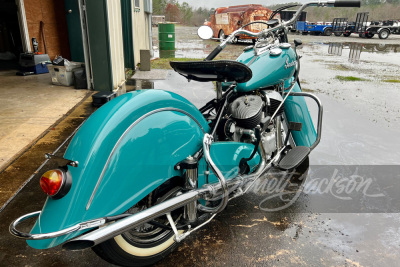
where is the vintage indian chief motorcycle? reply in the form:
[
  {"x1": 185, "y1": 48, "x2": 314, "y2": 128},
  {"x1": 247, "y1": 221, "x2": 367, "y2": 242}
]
[{"x1": 10, "y1": 1, "x2": 360, "y2": 266}]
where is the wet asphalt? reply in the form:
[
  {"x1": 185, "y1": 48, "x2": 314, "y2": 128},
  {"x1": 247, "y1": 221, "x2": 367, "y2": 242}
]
[{"x1": 1, "y1": 26, "x2": 400, "y2": 266}]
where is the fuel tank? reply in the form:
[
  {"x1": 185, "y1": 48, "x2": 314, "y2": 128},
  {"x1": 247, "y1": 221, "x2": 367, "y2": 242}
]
[{"x1": 235, "y1": 45, "x2": 297, "y2": 92}]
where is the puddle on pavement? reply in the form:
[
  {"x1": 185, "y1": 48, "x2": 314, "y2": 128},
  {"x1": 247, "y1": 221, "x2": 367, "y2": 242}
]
[
  {"x1": 130, "y1": 71, "x2": 216, "y2": 108},
  {"x1": 154, "y1": 39, "x2": 214, "y2": 59},
  {"x1": 300, "y1": 41, "x2": 400, "y2": 65}
]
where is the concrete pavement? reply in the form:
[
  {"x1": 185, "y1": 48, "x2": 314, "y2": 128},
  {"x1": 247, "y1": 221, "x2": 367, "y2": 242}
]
[
  {"x1": 0, "y1": 70, "x2": 89, "y2": 172},
  {"x1": 0, "y1": 70, "x2": 93, "y2": 209}
]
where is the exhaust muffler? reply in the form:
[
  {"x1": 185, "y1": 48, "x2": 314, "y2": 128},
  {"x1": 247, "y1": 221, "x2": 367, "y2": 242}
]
[{"x1": 63, "y1": 189, "x2": 206, "y2": 250}]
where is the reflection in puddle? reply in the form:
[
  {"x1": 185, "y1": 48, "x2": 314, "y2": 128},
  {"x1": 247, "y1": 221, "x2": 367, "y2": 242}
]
[
  {"x1": 159, "y1": 50, "x2": 175, "y2": 58},
  {"x1": 127, "y1": 79, "x2": 155, "y2": 90},
  {"x1": 328, "y1": 42, "x2": 400, "y2": 63}
]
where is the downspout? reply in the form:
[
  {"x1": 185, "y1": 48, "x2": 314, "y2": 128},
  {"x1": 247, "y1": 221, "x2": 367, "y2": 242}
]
[
  {"x1": 147, "y1": 13, "x2": 153, "y2": 57},
  {"x1": 145, "y1": 0, "x2": 153, "y2": 57}
]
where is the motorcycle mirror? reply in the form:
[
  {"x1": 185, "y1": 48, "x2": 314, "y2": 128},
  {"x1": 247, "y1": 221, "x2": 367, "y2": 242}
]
[
  {"x1": 294, "y1": 39, "x2": 303, "y2": 47},
  {"x1": 197, "y1": 26, "x2": 213, "y2": 40}
]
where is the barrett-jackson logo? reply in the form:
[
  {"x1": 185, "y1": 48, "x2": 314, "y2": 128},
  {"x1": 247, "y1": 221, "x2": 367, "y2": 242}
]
[{"x1": 285, "y1": 58, "x2": 297, "y2": 69}]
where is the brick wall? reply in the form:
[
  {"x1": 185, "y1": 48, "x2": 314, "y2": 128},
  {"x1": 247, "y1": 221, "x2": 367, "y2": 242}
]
[{"x1": 24, "y1": 0, "x2": 71, "y2": 60}]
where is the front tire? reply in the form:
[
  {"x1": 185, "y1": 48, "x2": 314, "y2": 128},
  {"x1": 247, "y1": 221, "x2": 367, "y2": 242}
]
[
  {"x1": 92, "y1": 184, "x2": 185, "y2": 267},
  {"x1": 219, "y1": 29, "x2": 225, "y2": 41},
  {"x1": 324, "y1": 28, "x2": 333, "y2": 36}
]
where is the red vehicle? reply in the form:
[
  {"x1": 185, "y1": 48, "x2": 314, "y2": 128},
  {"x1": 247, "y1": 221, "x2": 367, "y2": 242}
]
[{"x1": 206, "y1": 4, "x2": 274, "y2": 42}]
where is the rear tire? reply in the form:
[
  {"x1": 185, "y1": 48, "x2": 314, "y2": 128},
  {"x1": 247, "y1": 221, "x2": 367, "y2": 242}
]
[
  {"x1": 366, "y1": 32, "x2": 374, "y2": 38},
  {"x1": 343, "y1": 32, "x2": 351, "y2": 37},
  {"x1": 379, "y1": 29, "x2": 389, "y2": 39},
  {"x1": 92, "y1": 182, "x2": 185, "y2": 267}
]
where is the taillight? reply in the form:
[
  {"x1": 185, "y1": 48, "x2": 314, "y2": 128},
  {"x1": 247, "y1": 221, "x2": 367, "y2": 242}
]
[{"x1": 40, "y1": 169, "x2": 72, "y2": 199}]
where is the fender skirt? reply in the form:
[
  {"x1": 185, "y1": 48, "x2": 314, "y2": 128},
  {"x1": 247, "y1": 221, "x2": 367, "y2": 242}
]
[{"x1": 27, "y1": 90, "x2": 210, "y2": 249}]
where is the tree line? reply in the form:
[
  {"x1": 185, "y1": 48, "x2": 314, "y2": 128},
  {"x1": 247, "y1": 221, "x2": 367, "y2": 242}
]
[{"x1": 153, "y1": 0, "x2": 211, "y2": 26}]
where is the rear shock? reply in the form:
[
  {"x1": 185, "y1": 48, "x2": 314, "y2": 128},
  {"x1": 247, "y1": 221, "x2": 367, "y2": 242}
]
[{"x1": 179, "y1": 156, "x2": 199, "y2": 223}]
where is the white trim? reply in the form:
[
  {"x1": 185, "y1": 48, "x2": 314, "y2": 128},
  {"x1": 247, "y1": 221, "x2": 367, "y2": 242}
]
[
  {"x1": 114, "y1": 230, "x2": 183, "y2": 257},
  {"x1": 15, "y1": 0, "x2": 31, "y2": 52}
]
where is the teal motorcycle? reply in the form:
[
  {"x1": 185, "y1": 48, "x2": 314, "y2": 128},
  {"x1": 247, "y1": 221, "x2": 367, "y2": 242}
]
[{"x1": 10, "y1": 1, "x2": 360, "y2": 266}]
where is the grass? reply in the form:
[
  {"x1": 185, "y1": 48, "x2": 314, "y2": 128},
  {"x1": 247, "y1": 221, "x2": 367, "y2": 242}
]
[
  {"x1": 335, "y1": 75, "x2": 368, "y2": 82},
  {"x1": 382, "y1": 79, "x2": 400, "y2": 83},
  {"x1": 151, "y1": 57, "x2": 200, "y2": 69},
  {"x1": 301, "y1": 88, "x2": 316, "y2": 92},
  {"x1": 329, "y1": 64, "x2": 352, "y2": 71}
]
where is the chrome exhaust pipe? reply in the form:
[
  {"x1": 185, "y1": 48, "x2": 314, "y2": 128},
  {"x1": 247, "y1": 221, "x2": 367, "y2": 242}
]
[
  {"x1": 63, "y1": 147, "x2": 280, "y2": 250},
  {"x1": 63, "y1": 189, "x2": 207, "y2": 250}
]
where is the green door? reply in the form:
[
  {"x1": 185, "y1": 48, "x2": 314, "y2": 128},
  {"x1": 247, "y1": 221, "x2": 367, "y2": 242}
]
[
  {"x1": 64, "y1": 0, "x2": 84, "y2": 62},
  {"x1": 121, "y1": 0, "x2": 134, "y2": 69}
]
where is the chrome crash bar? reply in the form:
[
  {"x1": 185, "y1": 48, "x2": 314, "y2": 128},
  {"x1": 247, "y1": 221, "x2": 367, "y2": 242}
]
[
  {"x1": 9, "y1": 211, "x2": 106, "y2": 240},
  {"x1": 197, "y1": 133, "x2": 229, "y2": 213},
  {"x1": 286, "y1": 92, "x2": 323, "y2": 151}
]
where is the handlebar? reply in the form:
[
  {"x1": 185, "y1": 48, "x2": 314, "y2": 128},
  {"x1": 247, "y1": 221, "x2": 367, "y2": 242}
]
[
  {"x1": 205, "y1": 0, "x2": 361, "y2": 61},
  {"x1": 333, "y1": 0, "x2": 361, "y2": 7},
  {"x1": 205, "y1": 46, "x2": 223, "y2": 61}
]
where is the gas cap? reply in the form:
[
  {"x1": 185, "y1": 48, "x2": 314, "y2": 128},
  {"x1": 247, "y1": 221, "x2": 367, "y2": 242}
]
[
  {"x1": 270, "y1": 48, "x2": 282, "y2": 56},
  {"x1": 280, "y1": 43, "x2": 291, "y2": 49}
]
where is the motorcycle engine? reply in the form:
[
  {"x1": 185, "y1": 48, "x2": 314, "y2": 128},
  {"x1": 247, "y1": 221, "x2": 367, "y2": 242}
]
[
  {"x1": 219, "y1": 91, "x2": 285, "y2": 157},
  {"x1": 263, "y1": 90, "x2": 284, "y2": 117},
  {"x1": 229, "y1": 95, "x2": 263, "y2": 129},
  {"x1": 220, "y1": 95, "x2": 263, "y2": 143}
]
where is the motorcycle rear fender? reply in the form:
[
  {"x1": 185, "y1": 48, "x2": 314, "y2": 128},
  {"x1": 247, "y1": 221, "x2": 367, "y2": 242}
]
[{"x1": 27, "y1": 90, "x2": 210, "y2": 249}]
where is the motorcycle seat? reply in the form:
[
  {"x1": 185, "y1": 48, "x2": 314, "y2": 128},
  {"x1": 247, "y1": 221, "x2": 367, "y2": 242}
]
[{"x1": 170, "y1": 60, "x2": 252, "y2": 83}]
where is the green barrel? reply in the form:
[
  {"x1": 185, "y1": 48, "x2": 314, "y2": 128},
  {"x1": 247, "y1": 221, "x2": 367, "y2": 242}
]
[{"x1": 158, "y1": 23, "x2": 175, "y2": 50}]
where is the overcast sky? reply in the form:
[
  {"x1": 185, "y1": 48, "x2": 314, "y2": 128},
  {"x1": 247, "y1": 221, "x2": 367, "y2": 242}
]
[{"x1": 177, "y1": 0, "x2": 306, "y2": 9}]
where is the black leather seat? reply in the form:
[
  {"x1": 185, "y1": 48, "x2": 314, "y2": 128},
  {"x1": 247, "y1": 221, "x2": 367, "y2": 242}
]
[{"x1": 170, "y1": 60, "x2": 252, "y2": 83}]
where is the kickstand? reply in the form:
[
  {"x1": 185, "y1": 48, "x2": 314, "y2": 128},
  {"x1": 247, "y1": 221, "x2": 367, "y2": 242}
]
[{"x1": 166, "y1": 212, "x2": 181, "y2": 242}]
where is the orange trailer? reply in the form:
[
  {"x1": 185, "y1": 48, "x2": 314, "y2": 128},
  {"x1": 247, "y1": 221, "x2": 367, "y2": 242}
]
[{"x1": 207, "y1": 4, "x2": 275, "y2": 42}]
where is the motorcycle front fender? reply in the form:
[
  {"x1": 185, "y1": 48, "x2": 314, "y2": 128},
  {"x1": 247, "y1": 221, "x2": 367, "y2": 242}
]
[
  {"x1": 27, "y1": 89, "x2": 210, "y2": 249},
  {"x1": 284, "y1": 82, "x2": 317, "y2": 147}
]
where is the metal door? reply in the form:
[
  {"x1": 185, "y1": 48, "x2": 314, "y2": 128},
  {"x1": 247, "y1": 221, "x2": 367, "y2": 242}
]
[{"x1": 64, "y1": 0, "x2": 85, "y2": 62}]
